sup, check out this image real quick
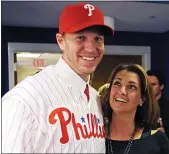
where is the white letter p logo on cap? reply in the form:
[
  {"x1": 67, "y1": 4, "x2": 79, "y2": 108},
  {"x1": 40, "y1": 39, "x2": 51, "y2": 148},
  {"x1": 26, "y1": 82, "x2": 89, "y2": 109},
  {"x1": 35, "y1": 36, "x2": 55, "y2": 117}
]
[{"x1": 84, "y1": 4, "x2": 95, "y2": 16}]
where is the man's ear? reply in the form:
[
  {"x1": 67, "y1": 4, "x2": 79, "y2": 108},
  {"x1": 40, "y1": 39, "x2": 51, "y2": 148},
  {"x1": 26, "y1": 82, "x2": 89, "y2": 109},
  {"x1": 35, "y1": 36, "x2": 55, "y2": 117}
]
[
  {"x1": 160, "y1": 84, "x2": 164, "y2": 91},
  {"x1": 56, "y1": 33, "x2": 64, "y2": 51}
]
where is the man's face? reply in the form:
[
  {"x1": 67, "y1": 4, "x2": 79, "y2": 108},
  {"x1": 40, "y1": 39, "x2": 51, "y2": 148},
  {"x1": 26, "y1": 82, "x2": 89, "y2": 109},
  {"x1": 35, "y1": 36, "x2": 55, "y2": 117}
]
[
  {"x1": 56, "y1": 30, "x2": 104, "y2": 81},
  {"x1": 148, "y1": 75, "x2": 163, "y2": 100}
]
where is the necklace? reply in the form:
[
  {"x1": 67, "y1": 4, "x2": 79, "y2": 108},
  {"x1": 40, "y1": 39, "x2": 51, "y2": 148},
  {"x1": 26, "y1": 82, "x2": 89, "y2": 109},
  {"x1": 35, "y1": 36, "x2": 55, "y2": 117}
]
[{"x1": 105, "y1": 118, "x2": 136, "y2": 154}]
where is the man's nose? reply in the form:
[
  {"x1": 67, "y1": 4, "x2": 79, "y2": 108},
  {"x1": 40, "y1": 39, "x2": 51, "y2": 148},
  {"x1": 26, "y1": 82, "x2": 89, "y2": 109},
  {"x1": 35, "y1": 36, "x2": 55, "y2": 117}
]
[{"x1": 84, "y1": 40, "x2": 97, "y2": 52}]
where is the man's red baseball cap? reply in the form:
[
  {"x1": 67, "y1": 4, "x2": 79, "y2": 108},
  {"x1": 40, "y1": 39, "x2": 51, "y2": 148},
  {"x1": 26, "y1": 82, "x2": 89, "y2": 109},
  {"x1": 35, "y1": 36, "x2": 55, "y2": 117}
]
[{"x1": 59, "y1": 3, "x2": 114, "y2": 36}]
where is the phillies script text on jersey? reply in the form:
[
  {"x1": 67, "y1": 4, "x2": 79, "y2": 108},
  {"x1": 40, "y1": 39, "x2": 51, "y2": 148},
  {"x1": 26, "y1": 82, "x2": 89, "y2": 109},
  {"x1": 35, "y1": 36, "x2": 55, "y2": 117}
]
[{"x1": 49, "y1": 107, "x2": 105, "y2": 144}]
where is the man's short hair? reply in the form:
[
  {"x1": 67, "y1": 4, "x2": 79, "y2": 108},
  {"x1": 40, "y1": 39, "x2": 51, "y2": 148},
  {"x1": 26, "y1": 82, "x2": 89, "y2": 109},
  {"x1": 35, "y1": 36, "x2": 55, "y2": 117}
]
[{"x1": 146, "y1": 70, "x2": 165, "y2": 86}]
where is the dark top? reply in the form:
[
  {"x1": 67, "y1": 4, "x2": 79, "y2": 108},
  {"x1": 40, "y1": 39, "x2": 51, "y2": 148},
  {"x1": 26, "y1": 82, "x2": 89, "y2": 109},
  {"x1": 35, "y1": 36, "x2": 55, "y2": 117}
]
[
  {"x1": 158, "y1": 97, "x2": 169, "y2": 139},
  {"x1": 106, "y1": 130, "x2": 169, "y2": 154}
]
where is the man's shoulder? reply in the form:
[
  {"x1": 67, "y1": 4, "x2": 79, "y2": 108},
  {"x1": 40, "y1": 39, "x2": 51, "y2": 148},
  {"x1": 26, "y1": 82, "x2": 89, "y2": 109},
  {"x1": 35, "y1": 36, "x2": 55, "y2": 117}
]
[
  {"x1": 3, "y1": 65, "x2": 56, "y2": 99},
  {"x1": 2, "y1": 76, "x2": 38, "y2": 101}
]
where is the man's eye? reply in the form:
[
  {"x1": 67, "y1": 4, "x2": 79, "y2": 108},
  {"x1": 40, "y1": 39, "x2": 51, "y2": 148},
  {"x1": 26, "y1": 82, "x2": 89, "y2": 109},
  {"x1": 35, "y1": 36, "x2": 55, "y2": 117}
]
[
  {"x1": 95, "y1": 37, "x2": 103, "y2": 42},
  {"x1": 77, "y1": 36, "x2": 85, "y2": 40}
]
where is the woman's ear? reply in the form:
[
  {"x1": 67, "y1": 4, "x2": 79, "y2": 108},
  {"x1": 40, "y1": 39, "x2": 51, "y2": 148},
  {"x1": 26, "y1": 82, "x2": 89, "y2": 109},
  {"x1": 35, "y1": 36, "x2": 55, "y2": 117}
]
[{"x1": 56, "y1": 33, "x2": 65, "y2": 51}]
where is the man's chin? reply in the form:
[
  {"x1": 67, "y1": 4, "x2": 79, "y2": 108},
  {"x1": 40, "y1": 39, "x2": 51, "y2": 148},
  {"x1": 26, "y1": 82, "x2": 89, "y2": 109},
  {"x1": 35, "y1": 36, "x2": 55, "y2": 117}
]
[{"x1": 83, "y1": 67, "x2": 96, "y2": 74}]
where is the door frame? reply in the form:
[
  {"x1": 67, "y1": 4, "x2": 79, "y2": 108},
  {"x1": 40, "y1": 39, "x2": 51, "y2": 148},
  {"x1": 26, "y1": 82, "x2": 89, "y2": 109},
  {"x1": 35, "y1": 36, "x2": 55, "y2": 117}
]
[{"x1": 8, "y1": 42, "x2": 151, "y2": 90}]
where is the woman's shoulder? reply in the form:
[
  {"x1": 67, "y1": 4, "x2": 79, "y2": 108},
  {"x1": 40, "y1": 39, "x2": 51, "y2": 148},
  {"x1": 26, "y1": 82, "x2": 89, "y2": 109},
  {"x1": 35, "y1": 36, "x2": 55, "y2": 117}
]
[
  {"x1": 131, "y1": 130, "x2": 169, "y2": 154},
  {"x1": 152, "y1": 130, "x2": 169, "y2": 143},
  {"x1": 142, "y1": 129, "x2": 168, "y2": 140},
  {"x1": 152, "y1": 130, "x2": 169, "y2": 153},
  {"x1": 142, "y1": 129, "x2": 169, "y2": 148},
  {"x1": 137, "y1": 128, "x2": 168, "y2": 142},
  {"x1": 151, "y1": 129, "x2": 168, "y2": 138}
]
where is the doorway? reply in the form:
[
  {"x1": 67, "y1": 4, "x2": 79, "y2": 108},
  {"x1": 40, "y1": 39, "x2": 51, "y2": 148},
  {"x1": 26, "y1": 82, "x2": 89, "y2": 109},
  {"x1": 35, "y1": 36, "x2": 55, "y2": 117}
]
[
  {"x1": 92, "y1": 55, "x2": 142, "y2": 90},
  {"x1": 15, "y1": 52, "x2": 62, "y2": 84}
]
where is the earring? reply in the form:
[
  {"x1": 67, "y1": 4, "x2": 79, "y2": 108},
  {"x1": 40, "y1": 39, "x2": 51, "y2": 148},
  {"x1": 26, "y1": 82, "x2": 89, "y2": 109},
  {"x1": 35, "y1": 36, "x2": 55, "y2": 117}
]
[
  {"x1": 104, "y1": 117, "x2": 109, "y2": 125},
  {"x1": 139, "y1": 99, "x2": 143, "y2": 106}
]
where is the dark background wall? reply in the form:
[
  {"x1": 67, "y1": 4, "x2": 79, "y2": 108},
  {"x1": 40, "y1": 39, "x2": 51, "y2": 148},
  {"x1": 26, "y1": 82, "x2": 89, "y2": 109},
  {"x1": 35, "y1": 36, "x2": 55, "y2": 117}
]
[
  {"x1": 1, "y1": 26, "x2": 169, "y2": 99},
  {"x1": 162, "y1": 31, "x2": 169, "y2": 98}
]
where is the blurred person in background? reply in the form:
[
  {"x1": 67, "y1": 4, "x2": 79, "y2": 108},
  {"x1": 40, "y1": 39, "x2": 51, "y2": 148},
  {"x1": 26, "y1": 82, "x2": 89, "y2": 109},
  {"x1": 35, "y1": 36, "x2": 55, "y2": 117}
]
[
  {"x1": 98, "y1": 83, "x2": 110, "y2": 99},
  {"x1": 147, "y1": 70, "x2": 169, "y2": 138}
]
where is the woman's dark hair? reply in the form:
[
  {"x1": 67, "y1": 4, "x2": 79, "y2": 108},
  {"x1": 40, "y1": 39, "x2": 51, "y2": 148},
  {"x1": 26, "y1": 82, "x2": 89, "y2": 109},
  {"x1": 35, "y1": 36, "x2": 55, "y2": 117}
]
[{"x1": 101, "y1": 63, "x2": 160, "y2": 129}]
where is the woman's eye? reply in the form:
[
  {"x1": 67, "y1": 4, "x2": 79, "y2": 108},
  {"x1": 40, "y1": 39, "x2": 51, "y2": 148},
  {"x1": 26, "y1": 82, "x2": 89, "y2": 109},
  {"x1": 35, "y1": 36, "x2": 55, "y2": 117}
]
[
  {"x1": 113, "y1": 81, "x2": 120, "y2": 87},
  {"x1": 129, "y1": 85, "x2": 137, "y2": 90}
]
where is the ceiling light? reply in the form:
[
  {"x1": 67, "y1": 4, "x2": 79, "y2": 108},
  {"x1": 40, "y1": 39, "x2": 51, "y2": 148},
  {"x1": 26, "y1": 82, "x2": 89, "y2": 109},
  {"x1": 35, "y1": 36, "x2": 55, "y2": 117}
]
[
  {"x1": 148, "y1": 15, "x2": 156, "y2": 19},
  {"x1": 39, "y1": 67, "x2": 45, "y2": 70},
  {"x1": 17, "y1": 53, "x2": 41, "y2": 58}
]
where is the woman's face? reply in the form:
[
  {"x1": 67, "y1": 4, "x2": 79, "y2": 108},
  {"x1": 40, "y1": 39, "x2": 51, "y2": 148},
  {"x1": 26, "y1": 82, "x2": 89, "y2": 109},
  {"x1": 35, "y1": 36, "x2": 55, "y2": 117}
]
[{"x1": 109, "y1": 70, "x2": 142, "y2": 114}]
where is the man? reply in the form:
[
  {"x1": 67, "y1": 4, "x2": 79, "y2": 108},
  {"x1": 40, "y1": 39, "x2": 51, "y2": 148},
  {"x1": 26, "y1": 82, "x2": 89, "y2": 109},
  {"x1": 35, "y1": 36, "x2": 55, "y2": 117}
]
[
  {"x1": 147, "y1": 70, "x2": 169, "y2": 138},
  {"x1": 147, "y1": 70, "x2": 164, "y2": 101},
  {"x1": 2, "y1": 3, "x2": 114, "y2": 153}
]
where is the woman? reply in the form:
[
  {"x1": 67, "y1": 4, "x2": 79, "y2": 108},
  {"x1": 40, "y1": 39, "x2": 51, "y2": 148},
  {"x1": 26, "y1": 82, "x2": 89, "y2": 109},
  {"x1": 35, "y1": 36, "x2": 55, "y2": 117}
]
[{"x1": 101, "y1": 63, "x2": 169, "y2": 154}]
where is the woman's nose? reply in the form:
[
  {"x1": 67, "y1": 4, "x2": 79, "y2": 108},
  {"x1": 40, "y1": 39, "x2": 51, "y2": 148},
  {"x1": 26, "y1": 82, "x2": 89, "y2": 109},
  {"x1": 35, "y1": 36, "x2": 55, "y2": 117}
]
[{"x1": 119, "y1": 86, "x2": 127, "y2": 95}]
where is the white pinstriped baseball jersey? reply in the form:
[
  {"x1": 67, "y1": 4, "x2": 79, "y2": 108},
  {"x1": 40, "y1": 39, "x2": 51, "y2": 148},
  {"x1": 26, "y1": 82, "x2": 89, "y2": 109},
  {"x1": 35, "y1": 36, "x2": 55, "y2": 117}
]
[{"x1": 2, "y1": 57, "x2": 105, "y2": 153}]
